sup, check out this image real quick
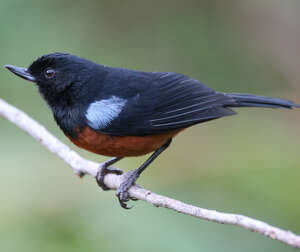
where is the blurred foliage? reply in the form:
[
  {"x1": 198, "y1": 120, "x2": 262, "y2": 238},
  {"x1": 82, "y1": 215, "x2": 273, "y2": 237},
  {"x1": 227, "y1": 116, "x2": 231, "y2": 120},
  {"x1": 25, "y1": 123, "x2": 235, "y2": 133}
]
[{"x1": 0, "y1": 0, "x2": 299, "y2": 251}]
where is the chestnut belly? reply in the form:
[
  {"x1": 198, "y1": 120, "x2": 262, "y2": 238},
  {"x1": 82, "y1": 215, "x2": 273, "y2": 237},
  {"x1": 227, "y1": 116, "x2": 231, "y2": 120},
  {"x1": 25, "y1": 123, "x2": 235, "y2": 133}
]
[{"x1": 67, "y1": 126, "x2": 181, "y2": 157}]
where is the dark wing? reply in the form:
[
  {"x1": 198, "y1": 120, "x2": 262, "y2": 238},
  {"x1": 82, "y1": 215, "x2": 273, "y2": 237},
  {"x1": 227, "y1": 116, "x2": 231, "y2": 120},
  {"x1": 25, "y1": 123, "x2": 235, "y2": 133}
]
[
  {"x1": 98, "y1": 71, "x2": 236, "y2": 136},
  {"x1": 146, "y1": 72, "x2": 236, "y2": 133}
]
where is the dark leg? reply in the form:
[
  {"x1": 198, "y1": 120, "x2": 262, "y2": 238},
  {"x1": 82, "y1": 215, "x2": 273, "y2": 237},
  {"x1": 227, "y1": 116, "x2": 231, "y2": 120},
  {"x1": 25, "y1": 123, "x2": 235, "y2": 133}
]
[
  {"x1": 116, "y1": 138, "x2": 172, "y2": 209},
  {"x1": 96, "y1": 157, "x2": 123, "y2": 191}
]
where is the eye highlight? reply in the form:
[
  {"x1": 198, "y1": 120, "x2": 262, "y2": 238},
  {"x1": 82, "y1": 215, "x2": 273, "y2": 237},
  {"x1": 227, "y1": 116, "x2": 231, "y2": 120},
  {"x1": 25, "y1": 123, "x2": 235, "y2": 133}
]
[{"x1": 44, "y1": 68, "x2": 55, "y2": 79}]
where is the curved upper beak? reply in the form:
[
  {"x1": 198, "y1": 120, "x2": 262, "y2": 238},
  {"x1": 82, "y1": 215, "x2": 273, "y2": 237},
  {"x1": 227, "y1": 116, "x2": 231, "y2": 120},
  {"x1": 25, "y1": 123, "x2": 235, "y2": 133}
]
[{"x1": 4, "y1": 65, "x2": 36, "y2": 82}]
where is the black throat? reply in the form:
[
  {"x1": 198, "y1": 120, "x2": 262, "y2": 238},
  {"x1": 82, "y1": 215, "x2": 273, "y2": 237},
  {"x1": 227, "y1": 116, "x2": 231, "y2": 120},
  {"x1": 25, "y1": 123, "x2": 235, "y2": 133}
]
[{"x1": 39, "y1": 85, "x2": 86, "y2": 138}]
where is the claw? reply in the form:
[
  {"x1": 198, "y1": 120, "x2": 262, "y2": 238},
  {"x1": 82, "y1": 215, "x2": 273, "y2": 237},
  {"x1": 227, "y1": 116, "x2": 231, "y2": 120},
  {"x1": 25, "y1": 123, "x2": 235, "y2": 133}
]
[
  {"x1": 115, "y1": 169, "x2": 139, "y2": 209},
  {"x1": 119, "y1": 200, "x2": 132, "y2": 209},
  {"x1": 96, "y1": 163, "x2": 123, "y2": 191},
  {"x1": 116, "y1": 190, "x2": 133, "y2": 209}
]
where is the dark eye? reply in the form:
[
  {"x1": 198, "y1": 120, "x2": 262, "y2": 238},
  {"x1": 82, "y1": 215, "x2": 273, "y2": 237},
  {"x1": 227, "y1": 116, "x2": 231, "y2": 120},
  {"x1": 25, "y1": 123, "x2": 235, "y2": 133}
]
[{"x1": 44, "y1": 68, "x2": 55, "y2": 79}]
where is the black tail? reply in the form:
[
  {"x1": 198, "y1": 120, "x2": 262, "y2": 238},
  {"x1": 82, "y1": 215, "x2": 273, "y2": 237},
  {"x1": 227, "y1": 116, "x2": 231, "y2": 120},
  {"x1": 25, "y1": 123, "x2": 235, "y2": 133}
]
[{"x1": 226, "y1": 93, "x2": 300, "y2": 109}]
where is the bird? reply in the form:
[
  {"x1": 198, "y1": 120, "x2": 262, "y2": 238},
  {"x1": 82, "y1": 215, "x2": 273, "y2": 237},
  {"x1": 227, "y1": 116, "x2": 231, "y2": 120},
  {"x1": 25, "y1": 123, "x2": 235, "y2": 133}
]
[{"x1": 4, "y1": 52, "x2": 300, "y2": 208}]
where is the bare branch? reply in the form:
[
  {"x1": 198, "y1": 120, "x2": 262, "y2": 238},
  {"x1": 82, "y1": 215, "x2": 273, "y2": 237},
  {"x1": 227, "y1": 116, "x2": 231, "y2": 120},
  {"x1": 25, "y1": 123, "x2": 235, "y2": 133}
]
[{"x1": 0, "y1": 97, "x2": 299, "y2": 248}]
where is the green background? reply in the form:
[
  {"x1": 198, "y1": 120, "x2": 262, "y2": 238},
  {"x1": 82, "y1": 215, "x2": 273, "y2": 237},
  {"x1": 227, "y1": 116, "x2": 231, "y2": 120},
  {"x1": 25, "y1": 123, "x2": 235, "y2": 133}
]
[{"x1": 0, "y1": 0, "x2": 299, "y2": 251}]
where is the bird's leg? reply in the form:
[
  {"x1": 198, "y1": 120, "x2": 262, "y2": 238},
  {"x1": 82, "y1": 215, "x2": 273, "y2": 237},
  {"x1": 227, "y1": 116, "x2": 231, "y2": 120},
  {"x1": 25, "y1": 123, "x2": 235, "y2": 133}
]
[
  {"x1": 96, "y1": 157, "x2": 123, "y2": 191},
  {"x1": 116, "y1": 138, "x2": 172, "y2": 209}
]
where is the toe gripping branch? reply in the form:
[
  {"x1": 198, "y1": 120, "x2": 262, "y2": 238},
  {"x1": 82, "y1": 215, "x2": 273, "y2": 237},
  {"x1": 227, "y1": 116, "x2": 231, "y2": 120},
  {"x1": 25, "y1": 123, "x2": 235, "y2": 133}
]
[
  {"x1": 115, "y1": 169, "x2": 140, "y2": 209},
  {"x1": 96, "y1": 139, "x2": 172, "y2": 209},
  {"x1": 96, "y1": 156, "x2": 137, "y2": 209},
  {"x1": 96, "y1": 164, "x2": 138, "y2": 209},
  {"x1": 96, "y1": 157, "x2": 123, "y2": 191}
]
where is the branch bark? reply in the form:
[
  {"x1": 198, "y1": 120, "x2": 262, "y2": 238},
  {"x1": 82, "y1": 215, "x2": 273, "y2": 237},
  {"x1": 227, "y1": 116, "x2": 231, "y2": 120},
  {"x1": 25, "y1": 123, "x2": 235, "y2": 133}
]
[{"x1": 0, "y1": 97, "x2": 299, "y2": 248}]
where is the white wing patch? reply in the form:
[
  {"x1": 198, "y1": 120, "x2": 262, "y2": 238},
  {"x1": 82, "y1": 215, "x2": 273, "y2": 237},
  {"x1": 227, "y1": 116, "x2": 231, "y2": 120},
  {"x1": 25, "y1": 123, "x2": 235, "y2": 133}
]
[{"x1": 86, "y1": 96, "x2": 127, "y2": 130}]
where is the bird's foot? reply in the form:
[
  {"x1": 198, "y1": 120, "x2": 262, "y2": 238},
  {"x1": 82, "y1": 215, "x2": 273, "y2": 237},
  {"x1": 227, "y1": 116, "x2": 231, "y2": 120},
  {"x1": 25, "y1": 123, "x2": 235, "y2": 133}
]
[
  {"x1": 96, "y1": 161, "x2": 123, "y2": 191},
  {"x1": 116, "y1": 169, "x2": 140, "y2": 209}
]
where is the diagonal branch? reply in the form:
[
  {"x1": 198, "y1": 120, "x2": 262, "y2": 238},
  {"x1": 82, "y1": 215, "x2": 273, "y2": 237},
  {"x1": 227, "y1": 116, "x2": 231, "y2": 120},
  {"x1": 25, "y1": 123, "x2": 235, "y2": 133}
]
[{"x1": 0, "y1": 97, "x2": 299, "y2": 249}]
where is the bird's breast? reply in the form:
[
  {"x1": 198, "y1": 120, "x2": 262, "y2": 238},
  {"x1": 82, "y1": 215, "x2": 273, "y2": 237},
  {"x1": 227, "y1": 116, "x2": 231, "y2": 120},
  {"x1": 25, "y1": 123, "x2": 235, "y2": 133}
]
[{"x1": 67, "y1": 126, "x2": 181, "y2": 157}]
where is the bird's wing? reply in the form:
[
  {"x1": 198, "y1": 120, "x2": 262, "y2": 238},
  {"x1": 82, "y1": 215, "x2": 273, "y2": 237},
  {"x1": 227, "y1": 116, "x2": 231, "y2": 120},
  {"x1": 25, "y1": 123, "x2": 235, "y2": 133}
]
[
  {"x1": 89, "y1": 71, "x2": 236, "y2": 136},
  {"x1": 146, "y1": 72, "x2": 236, "y2": 133}
]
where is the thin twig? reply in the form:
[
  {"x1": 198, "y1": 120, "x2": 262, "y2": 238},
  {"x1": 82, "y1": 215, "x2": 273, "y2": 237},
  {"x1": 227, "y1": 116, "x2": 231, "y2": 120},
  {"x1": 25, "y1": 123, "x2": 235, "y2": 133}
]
[{"x1": 0, "y1": 97, "x2": 299, "y2": 248}]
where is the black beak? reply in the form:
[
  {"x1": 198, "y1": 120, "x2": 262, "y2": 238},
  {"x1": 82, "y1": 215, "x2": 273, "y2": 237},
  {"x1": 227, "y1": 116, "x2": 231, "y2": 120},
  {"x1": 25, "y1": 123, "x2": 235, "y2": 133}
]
[{"x1": 4, "y1": 65, "x2": 36, "y2": 82}]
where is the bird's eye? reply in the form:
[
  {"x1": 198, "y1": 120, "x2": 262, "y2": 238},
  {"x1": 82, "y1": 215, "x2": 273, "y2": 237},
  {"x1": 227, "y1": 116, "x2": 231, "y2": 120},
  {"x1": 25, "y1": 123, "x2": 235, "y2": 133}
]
[{"x1": 44, "y1": 68, "x2": 55, "y2": 79}]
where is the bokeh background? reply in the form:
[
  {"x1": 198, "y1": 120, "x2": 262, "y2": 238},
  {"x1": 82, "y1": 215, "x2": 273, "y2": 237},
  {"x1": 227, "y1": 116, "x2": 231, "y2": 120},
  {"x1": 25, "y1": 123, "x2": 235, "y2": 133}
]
[{"x1": 0, "y1": 0, "x2": 299, "y2": 251}]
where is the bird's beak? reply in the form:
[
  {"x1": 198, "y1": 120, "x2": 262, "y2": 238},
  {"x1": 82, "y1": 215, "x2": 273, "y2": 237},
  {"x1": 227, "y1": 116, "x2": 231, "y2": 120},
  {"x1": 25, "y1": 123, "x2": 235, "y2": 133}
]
[{"x1": 4, "y1": 65, "x2": 36, "y2": 82}]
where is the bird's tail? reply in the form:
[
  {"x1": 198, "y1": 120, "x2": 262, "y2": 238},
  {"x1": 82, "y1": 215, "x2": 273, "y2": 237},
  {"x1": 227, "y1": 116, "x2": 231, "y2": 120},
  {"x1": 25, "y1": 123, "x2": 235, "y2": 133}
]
[{"x1": 226, "y1": 93, "x2": 300, "y2": 109}]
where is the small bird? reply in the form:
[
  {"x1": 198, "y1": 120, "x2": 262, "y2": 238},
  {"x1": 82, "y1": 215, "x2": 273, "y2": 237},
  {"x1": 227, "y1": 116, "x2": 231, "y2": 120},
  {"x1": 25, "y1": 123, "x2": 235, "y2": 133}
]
[{"x1": 4, "y1": 53, "x2": 299, "y2": 208}]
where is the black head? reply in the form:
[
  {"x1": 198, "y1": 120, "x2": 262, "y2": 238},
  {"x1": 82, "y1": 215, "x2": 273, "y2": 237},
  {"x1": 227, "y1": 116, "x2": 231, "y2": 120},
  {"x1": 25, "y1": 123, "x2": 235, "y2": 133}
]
[{"x1": 4, "y1": 52, "x2": 102, "y2": 107}]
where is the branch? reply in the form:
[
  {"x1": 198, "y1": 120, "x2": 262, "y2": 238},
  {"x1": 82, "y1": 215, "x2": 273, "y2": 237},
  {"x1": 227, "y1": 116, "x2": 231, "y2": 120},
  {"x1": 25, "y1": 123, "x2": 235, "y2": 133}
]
[{"x1": 0, "y1": 97, "x2": 299, "y2": 249}]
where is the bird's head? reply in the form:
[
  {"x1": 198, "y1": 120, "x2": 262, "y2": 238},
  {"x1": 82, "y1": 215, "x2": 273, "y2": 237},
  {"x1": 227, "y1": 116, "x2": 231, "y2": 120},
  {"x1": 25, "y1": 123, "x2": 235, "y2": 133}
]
[{"x1": 4, "y1": 52, "x2": 102, "y2": 106}]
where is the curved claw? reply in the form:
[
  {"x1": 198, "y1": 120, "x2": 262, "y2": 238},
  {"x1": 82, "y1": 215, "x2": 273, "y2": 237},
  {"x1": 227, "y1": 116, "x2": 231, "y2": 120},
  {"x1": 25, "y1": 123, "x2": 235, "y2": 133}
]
[
  {"x1": 116, "y1": 190, "x2": 134, "y2": 209},
  {"x1": 117, "y1": 196, "x2": 133, "y2": 209},
  {"x1": 115, "y1": 169, "x2": 140, "y2": 209},
  {"x1": 120, "y1": 202, "x2": 132, "y2": 210},
  {"x1": 96, "y1": 165, "x2": 123, "y2": 191}
]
